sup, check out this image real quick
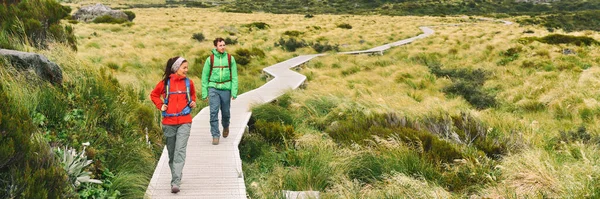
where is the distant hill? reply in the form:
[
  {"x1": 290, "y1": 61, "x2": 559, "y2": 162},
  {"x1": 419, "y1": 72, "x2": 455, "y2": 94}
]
[{"x1": 222, "y1": 0, "x2": 600, "y2": 16}]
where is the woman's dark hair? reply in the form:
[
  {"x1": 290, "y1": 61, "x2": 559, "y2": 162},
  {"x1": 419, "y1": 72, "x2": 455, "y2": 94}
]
[
  {"x1": 213, "y1": 37, "x2": 225, "y2": 46},
  {"x1": 162, "y1": 56, "x2": 188, "y2": 87}
]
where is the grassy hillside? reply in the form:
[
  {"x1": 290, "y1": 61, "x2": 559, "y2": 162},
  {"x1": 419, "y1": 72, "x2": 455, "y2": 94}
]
[
  {"x1": 2, "y1": 0, "x2": 599, "y2": 197},
  {"x1": 239, "y1": 14, "x2": 600, "y2": 199}
]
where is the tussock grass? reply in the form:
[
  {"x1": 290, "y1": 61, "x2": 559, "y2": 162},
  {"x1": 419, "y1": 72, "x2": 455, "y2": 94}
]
[{"x1": 240, "y1": 15, "x2": 600, "y2": 198}]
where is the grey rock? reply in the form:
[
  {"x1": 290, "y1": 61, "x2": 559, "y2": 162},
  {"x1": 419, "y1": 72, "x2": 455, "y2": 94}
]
[
  {"x1": 72, "y1": 3, "x2": 128, "y2": 22},
  {"x1": 283, "y1": 190, "x2": 319, "y2": 199},
  {"x1": 0, "y1": 49, "x2": 63, "y2": 84},
  {"x1": 562, "y1": 48, "x2": 576, "y2": 55}
]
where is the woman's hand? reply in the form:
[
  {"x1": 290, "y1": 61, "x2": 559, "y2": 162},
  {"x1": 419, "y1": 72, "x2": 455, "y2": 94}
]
[
  {"x1": 190, "y1": 101, "x2": 197, "y2": 108},
  {"x1": 161, "y1": 104, "x2": 168, "y2": 111}
]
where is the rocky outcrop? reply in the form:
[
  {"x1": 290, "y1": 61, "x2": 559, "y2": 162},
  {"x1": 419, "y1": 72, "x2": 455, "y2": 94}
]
[
  {"x1": 0, "y1": 49, "x2": 63, "y2": 84},
  {"x1": 72, "y1": 3, "x2": 128, "y2": 22}
]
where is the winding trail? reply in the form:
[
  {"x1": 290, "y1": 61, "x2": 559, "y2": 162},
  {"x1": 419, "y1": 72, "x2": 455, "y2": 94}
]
[{"x1": 145, "y1": 26, "x2": 436, "y2": 198}]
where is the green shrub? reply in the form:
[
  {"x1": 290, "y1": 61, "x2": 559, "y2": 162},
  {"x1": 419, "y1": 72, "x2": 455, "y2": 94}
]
[
  {"x1": 341, "y1": 66, "x2": 361, "y2": 76},
  {"x1": 281, "y1": 149, "x2": 334, "y2": 191},
  {"x1": 538, "y1": 34, "x2": 600, "y2": 46},
  {"x1": 123, "y1": 10, "x2": 136, "y2": 21},
  {"x1": 106, "y1": 62, "x2": 119, "y2": 70},
  {"x1": 274, "y1": 37, "x2": 308, "y2": 52},
  {"x1": 252, "y1": 120, "x2": 295, "y2": 145},
  {"x1": 185, "y1": 1, "x2": 212, "y2": 8},
  {"x1": 425, "y1": 60, "x2": 496, "y2": 109},
  {"x1": 283, "y1": 30, "x2": 304, "y2": 37},
  {"x1": 521, "y1": 34, "x2": 600, "y2": 46},
  {"x1": 234, "y1": 48, "x2": 251, "y2": 66},
  {"x1": 443, "y1": 80, "x2": 496, "y2": 109},
  {"x1": 239, "y1": 132, "x2": 269, "y2": 163},
  {"x1": 251, "y1": 103, "x2": 294, "y2": 125},
  {"x1": 192, "y1": 33, "x2": 205, "y2": 42},
  {"x1": 0, "y1": 0, "x2": 75, "y2": 50},
  {"x1": 337, "y1": 23, "x2": 352, "y2": 29},
  {"x1": 348, "y1": 149, "x2": 442, "y2": 184},
  {"x1": 249, "y1": 47, "x2": 266, "y2": 58},
  {"x1": 233, "y1": 47, "x2": 265, "y2": 66},
  {"x1": 311, "y1": 42, "x2": 339, "y2": 53},
  {"x1": 304, "y1": 14, "x2": 314, "y2": 18},
  {"x1": 225, "y1": 37, "x2": 238, "y2": 45},
  {"x1": 243, "y1": 22, "x2": 270, "y2": 30},
  {"x1": 0, "y1": 82, "x2": 72, "y2": 198},
  {"x1": 92, "y1": 15, "x2": 128, "y2": 24}
]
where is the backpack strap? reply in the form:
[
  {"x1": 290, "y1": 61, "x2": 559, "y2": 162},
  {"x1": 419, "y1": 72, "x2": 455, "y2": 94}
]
[
  {"x1": 208, "y1": 53, "x2": 233, "y2": 83},
  {"x1": 228, "y1": 53, "x2": 232, "y2": 81},
  {"x1": 185, "y1": 78, "x2": 191, "y2": 104},
  {"x1": 209, "y1": 54, "x2": 215, "y2": 81},
  {"x1": 162, "y1": 78, "x2": 192, "y2": 117},
  {"x1": 163, "y1": 79, "x2": 171, "y2": 105}
]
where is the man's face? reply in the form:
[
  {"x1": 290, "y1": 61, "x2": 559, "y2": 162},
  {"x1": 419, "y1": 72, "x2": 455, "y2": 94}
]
[{"x1": 216, "y1": 41, "x2": 226, "y2": 53}]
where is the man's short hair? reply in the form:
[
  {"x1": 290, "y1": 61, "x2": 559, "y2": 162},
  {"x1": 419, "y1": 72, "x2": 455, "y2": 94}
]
[{"x1": 213, "y1": 37, "x2": 225, "y2": 46}]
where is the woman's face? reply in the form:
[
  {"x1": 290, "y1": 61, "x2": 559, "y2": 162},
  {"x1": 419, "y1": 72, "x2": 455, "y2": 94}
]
[{"x1": 175, "y1": 62, "x2": 188, "y2": 77}]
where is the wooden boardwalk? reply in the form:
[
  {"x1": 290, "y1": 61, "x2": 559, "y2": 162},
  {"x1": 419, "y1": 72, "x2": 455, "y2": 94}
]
[{"x1": 145, "y1": 27, "x2": 435, "y2": 198}]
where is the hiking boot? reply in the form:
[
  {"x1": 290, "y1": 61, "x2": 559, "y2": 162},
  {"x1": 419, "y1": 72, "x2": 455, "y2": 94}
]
[
  {"x1": 223, "y1": 127, "x2": 229, "y2": 138},
  {"x1": 212, "y1": 137, "x2": 219, "y2": 145},
  {"x1": 171, "y1": 185, "x2": 180, "y2": 193}
]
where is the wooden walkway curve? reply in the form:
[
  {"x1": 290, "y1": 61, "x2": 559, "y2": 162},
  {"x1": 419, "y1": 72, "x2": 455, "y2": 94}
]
[{"x1": 145, "y1": 27, "x2": 435, "y2": 198}]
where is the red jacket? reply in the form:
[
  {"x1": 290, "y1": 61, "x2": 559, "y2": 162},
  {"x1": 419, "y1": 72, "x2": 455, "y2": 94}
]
[{"x1": 150, "y1": 74, "x2": 197, "y2": 125}]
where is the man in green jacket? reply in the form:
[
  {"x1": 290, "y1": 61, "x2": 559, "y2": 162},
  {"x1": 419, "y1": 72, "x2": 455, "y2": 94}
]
[{"x1": 201, "y1": 37, "x2": 238, "y2": 145}]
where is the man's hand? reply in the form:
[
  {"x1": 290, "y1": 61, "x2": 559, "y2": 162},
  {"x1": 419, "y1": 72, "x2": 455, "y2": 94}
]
[
  {"x1": 232, "y1": 97, "x2": 236, "y2": 100},
  {"x1": 190, "y1": 101, "x2": 197, "y2": 108},
  {"x1": 161, "y1": 104, "x2": 168, "y2": 111}
]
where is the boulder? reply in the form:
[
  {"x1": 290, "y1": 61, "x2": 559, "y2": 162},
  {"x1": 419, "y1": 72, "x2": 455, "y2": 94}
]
[
  {"x1": 0, "y1": 49, "x2": 63, "y2": 84},
  {"x1": 562, "y1": 48, "x2": 576, "y2": 55},
  {"x1": 72, "y1": 3, "x2": 128, "y2": 22}
]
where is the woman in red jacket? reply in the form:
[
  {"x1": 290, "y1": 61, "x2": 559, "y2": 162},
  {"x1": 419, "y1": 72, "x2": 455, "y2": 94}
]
[{"x1": 150, "y1": 56, "x2": 197, "y2": 194}]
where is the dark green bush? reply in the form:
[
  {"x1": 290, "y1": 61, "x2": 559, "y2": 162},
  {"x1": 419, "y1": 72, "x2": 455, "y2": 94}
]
[
  {"x1": 520, "y1": 34, "x2": 600, "y2": 46},
  {"x1": 311, "y1": 42, "x2": 339, "y2": 53},
  {"x1": 239, "y1": 132, "x2": 269, "y2": 162},
  {"x1": 337, "y1": 23, "x2": 352, "y2": 29},
  {"x1": 251, "y1": 103, "x2": 294, "y2": 125},
  {"x1": 443, "y1": 80, "x2": 497, "y2": 109},
  {"x1": 225, "y1": 37, "x2": 238, "y2": 45},
  {"x1": 184, "y1": 1, "x2": 212, "y2": 8},
  {"x1": 234, "y1": 48, "x2": 251, "y2": 65},
  {"x1": 233, "y1": 47, "x2": 265, "y2": 66},
  {"x1": 249, "y1": 47, "x2": 266, "y2": 58},
  {"x1": 274, "y1": 37, "x2": 308, "y2": 52},
  {"x1": 253, "y1": 120, "x2": 295, "y2": 145},
  {"x1": 0, "y1": 83, "x2": 72, "y2": 198},
  {"x1": 243, "y1": 22, "x2": 270, "y2": 30},
  {"x1": 348, "y1": 150, "x2": 442, "y2": 184},
  {"x1": 422, "y1": 55, "x2": 496, "y2": 109},
  {"x1": 283, "y1": 30, "x2": 304, "y2": 37},
  {"x1": 192, "y1": 33, "x2": 205, "y2": 42},
  {"x1": 281, "y1": 149, "x2": 334, "y2": 191},
  {"x1": 0, "y1": 0, "x2": 75, "y2": 50},
  {"x1": 539, "y1": 34, "x2": 600, "y2": 46},
  {"x1": 123, "y1": 10, "x2": 136, "y2": 21},
  {"x1": 304, "y1": 14, "x2": 314, "y2": 18},
  {"x1": 92, "y1": 15, "x2": 128, "y2": 24}
]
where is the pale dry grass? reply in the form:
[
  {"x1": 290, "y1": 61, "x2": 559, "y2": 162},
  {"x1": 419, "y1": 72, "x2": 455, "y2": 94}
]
[
  {"x1": 67, "y1": 5, "x2": 600, "y2": 196},
  {"x1": 71, "y1": 6, "x2": 424, "y2": 93},
  {"x1": 482, "y1": 145, "x2": 600, "y2": 198}
]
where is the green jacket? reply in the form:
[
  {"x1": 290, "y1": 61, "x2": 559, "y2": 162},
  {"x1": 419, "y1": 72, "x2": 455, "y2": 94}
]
[{"x1": 201, "y1": 49, "x2": 238, "y2": 99}]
